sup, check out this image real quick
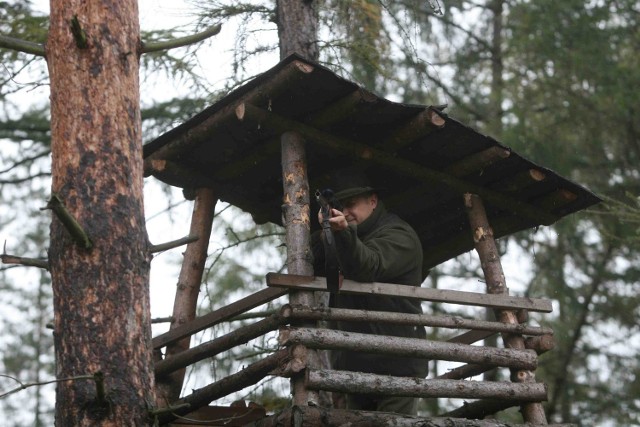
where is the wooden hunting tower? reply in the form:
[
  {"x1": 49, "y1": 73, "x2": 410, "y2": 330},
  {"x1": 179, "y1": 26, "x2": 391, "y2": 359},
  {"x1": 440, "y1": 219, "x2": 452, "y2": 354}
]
[{"x1": 144, "y1": 55, "x2": 600, "y2": 426}]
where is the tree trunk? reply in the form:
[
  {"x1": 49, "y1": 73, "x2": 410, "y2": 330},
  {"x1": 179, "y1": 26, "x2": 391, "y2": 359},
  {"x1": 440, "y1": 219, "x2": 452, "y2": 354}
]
[
  {"x1": 47, "y1": 1, "x2": 154, "y2": 425},
  {"x1": 276, "y1": 0, "x2": 319, "y2": 60}
]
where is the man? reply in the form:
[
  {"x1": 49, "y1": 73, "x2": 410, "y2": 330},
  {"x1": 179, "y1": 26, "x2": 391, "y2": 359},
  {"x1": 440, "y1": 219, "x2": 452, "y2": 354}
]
[{"x1": 312, "y1": 175, "x2": 428, "y2": 415}]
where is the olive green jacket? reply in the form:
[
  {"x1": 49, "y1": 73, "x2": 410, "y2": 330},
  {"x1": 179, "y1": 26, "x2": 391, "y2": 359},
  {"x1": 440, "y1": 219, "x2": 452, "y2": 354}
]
[{"x1": 312, "y1": 201, "x2": 428, "y2": 378}]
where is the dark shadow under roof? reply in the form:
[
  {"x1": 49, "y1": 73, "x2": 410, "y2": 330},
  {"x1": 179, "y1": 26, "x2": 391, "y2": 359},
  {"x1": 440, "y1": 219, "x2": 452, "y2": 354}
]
[{"x1": 143, "y1": 54, "x2": 601, "y2": 269}]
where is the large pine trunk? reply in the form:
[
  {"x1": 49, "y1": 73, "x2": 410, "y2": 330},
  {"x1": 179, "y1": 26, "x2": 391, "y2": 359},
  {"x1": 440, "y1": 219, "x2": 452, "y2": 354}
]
[{"x1": 46, "y1": 1, "x2": 155, "y2": 425}]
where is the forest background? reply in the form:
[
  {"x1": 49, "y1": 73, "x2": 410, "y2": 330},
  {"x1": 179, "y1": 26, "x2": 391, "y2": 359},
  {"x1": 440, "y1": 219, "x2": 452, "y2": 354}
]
[{"x1": 0, "y1": 0, "x2": 639, "y2": 426}]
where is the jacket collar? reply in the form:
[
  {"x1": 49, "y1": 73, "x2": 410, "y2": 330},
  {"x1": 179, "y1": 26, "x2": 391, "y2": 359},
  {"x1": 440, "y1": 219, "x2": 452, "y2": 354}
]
[{"x1": 355, "y1": 201, "x2": 386, "y2": 237}]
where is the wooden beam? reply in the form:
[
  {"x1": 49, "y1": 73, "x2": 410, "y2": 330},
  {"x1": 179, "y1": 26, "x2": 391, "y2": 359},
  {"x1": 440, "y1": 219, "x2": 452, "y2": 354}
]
[
  {"x1": 279, "y1": 327, "x2": 538, "y2": 370},
  {"x1": 170, "y1": 405, "x2": 266, "y2": 426},
  {"x1": 267, "y1": 273, "x2": 553, "y2": 313},
  {"x1": 445, "y1": 146, "x2": 511, "y2": 178},
  {"x1": 380, "y1": 106, "x2": 446, "y2": 151},
  {"x1": 157, "y1": 188, "x2": 218, "y2": 402},
  {"x1": 215, "y1": 89, "x2": 378, "y2": 182},
  {"x1": 306, "y1": 369, "x2": 547, "y2": 402},
  {"x1": 236, "y1": 103, "x2": 559, "y2": 226},
  {"x1": 152, "y1": 287, "x2": 287, "y2": 349},
  {"x1": 306, "y1": 88, "x2": 378, "y2": 128},
  {"x1": 436, "y1": 363, "x2": 494, "y2": 381},
  {"x1": 144, "y1": 159, "x2": 217, "y2": 187},
  {"x1": 281, "y1": 304, "x2": 554, "y2": 336},
  {"x1": 464, "y1": 193, "x2": 548, "y2": 424},
  {"x1": 155, "y1": 313, "x2": 287, "y2": 377},
  {"x1": 156, "y1": 350, "x2": 289, "y2": 425},
  {"x1": 144, "y1": 59, "x2": 315, "y2": 164},
  {"x1": 447, "y1": 329, "x2": 495, "y2": 345},
  {"x1": 490, "y1": 168, "x2": 546, "y2": 193}
]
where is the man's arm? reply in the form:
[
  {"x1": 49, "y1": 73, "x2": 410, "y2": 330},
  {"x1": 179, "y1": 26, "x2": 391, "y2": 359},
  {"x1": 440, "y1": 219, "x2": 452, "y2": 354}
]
[{"x1": 333, "y1": 224, "x2": 422, "y2": 285}]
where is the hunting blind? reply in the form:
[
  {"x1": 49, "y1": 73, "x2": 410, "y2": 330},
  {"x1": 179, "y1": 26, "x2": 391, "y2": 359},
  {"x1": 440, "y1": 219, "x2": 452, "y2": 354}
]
[{"x1": 144, "y1": 54, "x2": 599, "y2": 426}]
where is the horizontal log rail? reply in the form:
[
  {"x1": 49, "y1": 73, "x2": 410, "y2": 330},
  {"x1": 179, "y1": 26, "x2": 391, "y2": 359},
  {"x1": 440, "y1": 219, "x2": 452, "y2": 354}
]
[
  {"x1": 156, "y1": 349, "x2": 290, "y2": 425},
  {"x1": 279, "y1": 327, "x2": 538, "y2": 370},
  {"x1": 306, "y1": 369, "x2": 548, "y2": 402},
  {"x1": 267, "y1": 273, "x2": 553, "y2": 313},
  {"x1": 152, "y1": 287, "x2": 287, "y2": 349},
  {"x1": 155, "y1": 312, "x2": 288, "y2": 377},
  {"x1": 281, "y1": 304, "x2": 553, "y2": 336}
]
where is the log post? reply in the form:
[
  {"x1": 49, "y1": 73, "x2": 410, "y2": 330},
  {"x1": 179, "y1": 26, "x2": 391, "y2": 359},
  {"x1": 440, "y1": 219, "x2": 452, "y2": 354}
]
[
  {"x1": 464, "y1": 193, "x2": 548, "y2": 424},
  {"x1": 156, "y1": 187, "x2": 218, "y2": 403},
  {"x1": 281, "y1": 130, "x2": 319, "y2": 406}
]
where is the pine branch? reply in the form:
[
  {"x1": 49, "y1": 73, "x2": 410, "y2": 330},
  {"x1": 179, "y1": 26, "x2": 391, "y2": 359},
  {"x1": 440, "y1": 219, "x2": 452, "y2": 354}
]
[
  {"x1": 149, "y1": 234, "x2": 199, "y2": 253},
  {"x1": 141, "y1": 24, "x2": 222, "y2": 54},
  {"x1": 0, "y1": 254, "x2": 49, "y2": 270},
  {"x1": 42, "y1": 193, "x2": 93, "y2": 250},
  {"x1": 0, "y1": 23, "x2": 222, "y2": 58},
  {"x1": 0, "y1": 34, "x2": 45, "y2": 57},
  {"x1": 0, "y1": 373, "x2": 95, "y2": 399},
  {"x1": 1, "y1": 241, "x2": 49, "y2": 270}
]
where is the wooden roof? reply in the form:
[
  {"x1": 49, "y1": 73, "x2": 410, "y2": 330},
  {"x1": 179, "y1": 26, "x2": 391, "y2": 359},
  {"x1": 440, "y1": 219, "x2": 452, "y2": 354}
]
[{"x1": 143, "y1": 54, "x2": 600, "y2": 269}]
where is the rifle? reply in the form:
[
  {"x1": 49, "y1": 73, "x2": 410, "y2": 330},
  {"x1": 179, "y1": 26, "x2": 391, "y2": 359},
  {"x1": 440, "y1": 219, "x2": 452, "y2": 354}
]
[{"x1": 315, "y1": 189, "x2": 343, "y2": 307}]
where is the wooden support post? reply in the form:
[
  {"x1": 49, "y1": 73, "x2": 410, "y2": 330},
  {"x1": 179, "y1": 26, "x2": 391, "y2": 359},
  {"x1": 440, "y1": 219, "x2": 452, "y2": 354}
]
[
  {"x1": 156, "y1": 187, "x2": 218, "y2": 404},
  {"x1": 464, "y1": 193, "x2": 548, "y2": 424},
  {"x1": 280, "y1": 130, "x2": 319, "y2": 406}
]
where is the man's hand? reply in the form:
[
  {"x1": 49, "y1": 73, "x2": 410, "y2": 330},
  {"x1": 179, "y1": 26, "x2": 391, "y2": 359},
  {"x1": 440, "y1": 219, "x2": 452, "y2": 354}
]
[{"x1": 318, "y1": 208, "x2": 348, "y2": 232}]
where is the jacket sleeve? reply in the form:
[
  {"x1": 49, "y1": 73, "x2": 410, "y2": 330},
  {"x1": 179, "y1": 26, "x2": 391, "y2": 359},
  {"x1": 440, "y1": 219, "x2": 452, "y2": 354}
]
[{"x1": 333, "y1": 223, "x2": 422, "y2": 284}]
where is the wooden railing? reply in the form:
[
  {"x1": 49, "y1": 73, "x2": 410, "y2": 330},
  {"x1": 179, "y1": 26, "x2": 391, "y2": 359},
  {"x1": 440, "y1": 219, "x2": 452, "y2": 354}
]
[{"x1": 152, "y1": 272, "x2": 555, "y2": 426}]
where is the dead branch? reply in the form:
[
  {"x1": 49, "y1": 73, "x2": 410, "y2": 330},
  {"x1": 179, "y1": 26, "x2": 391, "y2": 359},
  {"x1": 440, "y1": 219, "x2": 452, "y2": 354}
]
[
  {"x1": 42, "y1": 193, "x2": 92, "y2": 249},
  {"x1": 149, "y1": 234, "x2": 199, "y2": 253},
  {"x1": 0, "y1": 373, "x2": 95, "y2": 399},
  {"x1": 0, "y1": 34, "x2": 45, "y2": 56},
  {"x1": 141, "y1": 24, "x2": 222, "y2": 53},
  {"x1": 1, "y1": 253, "x2": 49, "y2": 270}
]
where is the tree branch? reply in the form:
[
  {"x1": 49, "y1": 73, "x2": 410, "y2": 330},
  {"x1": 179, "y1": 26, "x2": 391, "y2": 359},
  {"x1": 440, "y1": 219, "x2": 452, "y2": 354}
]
[
  {"x1": 1, "y1": 241, "x2": 49, "y2": 270},
  {"x1": 0, "y1": 23, "x2": 222, "y2": 58},
  {"x1": 42, "y1": 193, "x2": 93, "y2": 250},
  {"x1": 0, "y1": 253, "x2": 49, "y2": 270},
  {"x1": 149, "y1": 234, "x2": 199, "y2": 253},
  {"x1": 0, "y1": 373, "x2": 95, "y2": 399},
  {"x1": 0, "y1": 34, "x2": 45, "y2": 57},
  {"x1": 141, "y1": 24, "x2": 222, "y2": 54}
]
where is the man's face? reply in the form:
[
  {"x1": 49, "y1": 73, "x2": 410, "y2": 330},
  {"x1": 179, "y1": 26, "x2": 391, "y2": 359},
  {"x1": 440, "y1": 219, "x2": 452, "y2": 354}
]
[{"x1": 341, "y1": 193, "x2": 378, "y2": 225}]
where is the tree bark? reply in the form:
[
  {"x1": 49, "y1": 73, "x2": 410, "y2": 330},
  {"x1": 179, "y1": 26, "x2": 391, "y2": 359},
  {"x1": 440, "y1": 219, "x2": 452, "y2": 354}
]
[
  {"x1": 276, "y1": 0, "x2": 319, "y2": 60},
  {"x1": 47, "y1": 1, "x2": 154, "y2": 425}
]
